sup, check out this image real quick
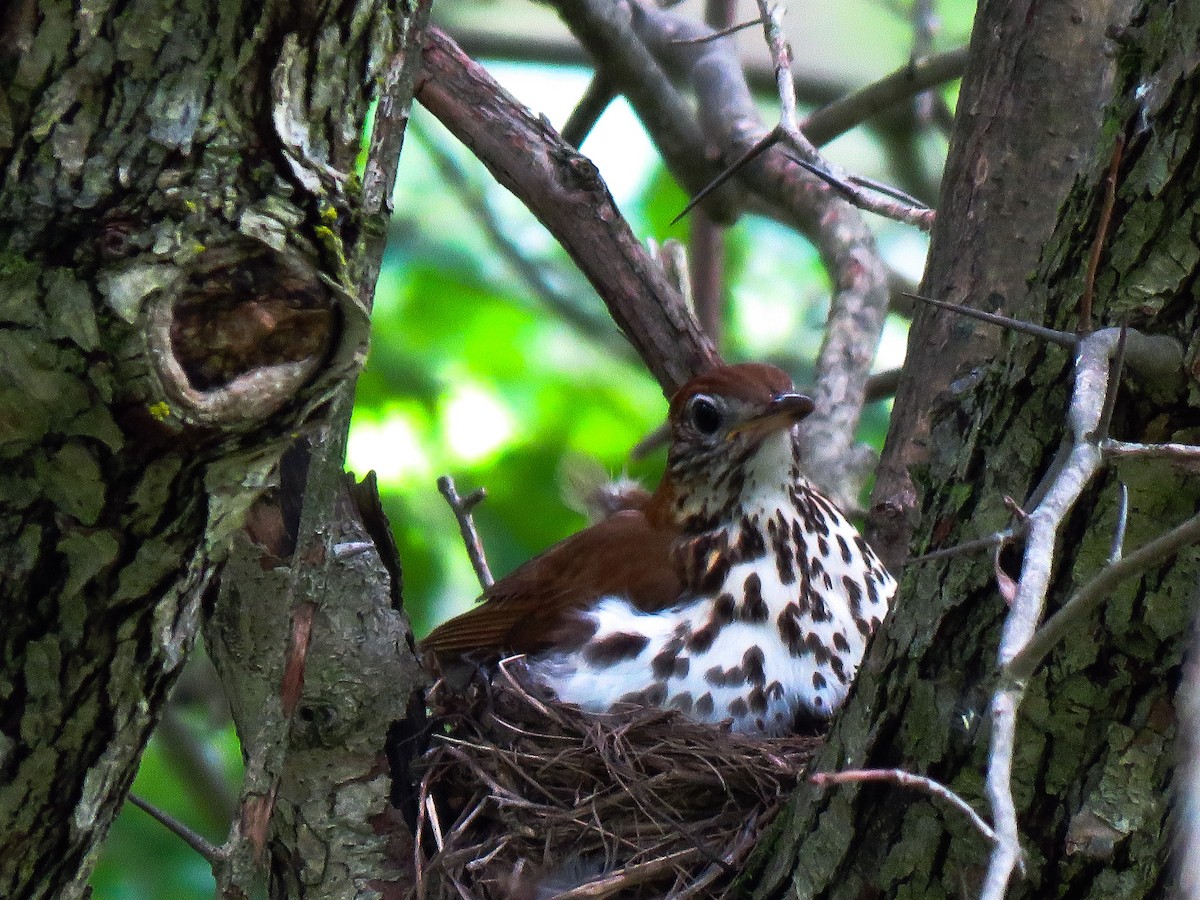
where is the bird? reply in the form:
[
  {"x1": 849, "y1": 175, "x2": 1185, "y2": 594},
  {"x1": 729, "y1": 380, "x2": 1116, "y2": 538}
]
[{"x1": 421, "y1": 363, "x2": 896, "y2": 736}]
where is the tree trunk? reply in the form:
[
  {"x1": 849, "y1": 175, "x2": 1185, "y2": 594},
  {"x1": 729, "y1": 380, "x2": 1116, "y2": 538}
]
[
  {"x1": 0, "y1": 1, "x2": 419, "y2": 897},
  {"x1": 749, "y1": 1, "x2": 1200, "y2": 896}
]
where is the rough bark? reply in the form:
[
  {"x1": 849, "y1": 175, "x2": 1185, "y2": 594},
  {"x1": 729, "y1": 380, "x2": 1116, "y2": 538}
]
[
  {"x1": 869, "y1": 0, "x2": 1136, "y2": 572},
  {"x1": 0, "y1": 1, "x2": 416, "y2": 897},
  {"x1": 749, "y1": 1, "x2": 1200, "y2": 897},
  {"x1": 205, "y1": 441, "x2": 425, "y2": 898}
]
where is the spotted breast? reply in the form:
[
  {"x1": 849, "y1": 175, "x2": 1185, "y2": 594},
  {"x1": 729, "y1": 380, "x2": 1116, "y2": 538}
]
[{"x1": 422, "y1": 363, "x2": 897, "y2": 736}]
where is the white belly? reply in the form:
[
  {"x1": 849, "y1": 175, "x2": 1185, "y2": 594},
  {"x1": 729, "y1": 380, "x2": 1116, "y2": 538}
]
[{"x1": 527, "y1": 496, "x2": 894, "y2": 736}]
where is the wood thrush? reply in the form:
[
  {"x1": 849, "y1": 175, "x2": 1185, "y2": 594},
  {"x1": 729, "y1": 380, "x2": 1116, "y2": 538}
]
[{"x1": 422, "y1": 363, "x2": 896, "y2": 736}]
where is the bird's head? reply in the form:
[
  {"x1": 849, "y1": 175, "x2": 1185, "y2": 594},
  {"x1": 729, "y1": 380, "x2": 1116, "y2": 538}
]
[{"x1": 653, "y1": 363, "x2": 814, "y2": 529}]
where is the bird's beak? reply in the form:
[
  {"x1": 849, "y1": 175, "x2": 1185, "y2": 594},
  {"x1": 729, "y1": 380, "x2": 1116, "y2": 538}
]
[{"x1": 729, "y1": 392, "x2": 815, "y2": 441}]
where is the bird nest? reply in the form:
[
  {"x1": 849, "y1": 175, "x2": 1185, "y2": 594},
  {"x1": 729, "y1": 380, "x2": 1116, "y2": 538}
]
[{"x1": 413, "y1": 660, "x2": 819, "y2": 899}]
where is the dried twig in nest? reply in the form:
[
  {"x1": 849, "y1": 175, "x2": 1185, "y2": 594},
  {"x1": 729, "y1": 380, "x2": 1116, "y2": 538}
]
[{"x1": 414, "y1": 662, "x2": 819, "y2": 898}]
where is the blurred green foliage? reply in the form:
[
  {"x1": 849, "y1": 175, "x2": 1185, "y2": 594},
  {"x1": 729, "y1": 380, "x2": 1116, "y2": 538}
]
[{"x1": 91, "y1": 0, "x2": 975, "y2": 893}]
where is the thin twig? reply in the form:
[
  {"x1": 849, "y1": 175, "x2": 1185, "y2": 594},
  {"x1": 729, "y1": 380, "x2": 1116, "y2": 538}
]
[
  {"x1": 1080, "y1": 134, "x2": 1125, "y2": 334},
  {"x1": 838, "y1": 169, "x2": 930, "y2": 210},
  {"x1": 904, "y1": 292, "x2": 1078, "y2": 348},
  {"x1": 1109, "y1": 482, "x2": 1129, "y2": 565},
  {"x1": 811, "y1": 768, "x2": 996, "y2": 845},
  {"x1": 779, "y1": 129, "x2": 934, "y2": 228},
  {"x1": 788, "y1": 155, "x2": 934, "y2": 227},
  {"x1": 1004, "y1": 509, "x2": 1200, "y2": 683},
  {"x1": 670, "y1": 16, "x2": 764, "y2": 44},
  {"x1": 756, "y1": 1, "x2": 800, "y2": 133},
  {"x1": 669, "y1": 128, "x2": 781, "y2": 226},
  {"x1": 1103, "y1": 439, "x2": 1200, "y2": 464},
  {"x1": 802, "y1": 46, "x2": 968, "y2": 145},
  {"x1": 437, "y1": 474, "x2": 493, "y2": 590},
  {"x1": 128, "y1": 793, "x2": 223, "y2": 865},
  {"x1": 907, "y1": 530, "x2": 1013, "y2": 565}
]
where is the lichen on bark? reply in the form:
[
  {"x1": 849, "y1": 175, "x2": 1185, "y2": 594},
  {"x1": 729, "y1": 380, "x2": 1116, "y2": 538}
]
[{"x1": 0, "y1": 0, "x2": 414, "y2": 896}]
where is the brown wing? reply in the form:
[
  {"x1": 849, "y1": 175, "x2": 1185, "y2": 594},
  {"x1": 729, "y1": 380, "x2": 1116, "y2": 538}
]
[{"x1": 420, "y1": 510, "x2": 682, "y2": 656}]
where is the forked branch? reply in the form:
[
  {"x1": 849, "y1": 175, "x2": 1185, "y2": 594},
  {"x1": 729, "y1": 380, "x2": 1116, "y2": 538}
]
[
  {"x1": 916, "y1": 295, "x2": 1199, "y2": 900},
  {"x1": 438, "y1": 474, "x2": 494, "y2": 591}
]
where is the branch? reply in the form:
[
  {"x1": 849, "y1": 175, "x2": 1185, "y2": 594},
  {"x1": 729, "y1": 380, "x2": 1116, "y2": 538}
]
[
  {"x1": 553, "y1": 0, "x2": 744, "y2": 224},
  {"x1": 675, "y1": 15, "x2": 763, "y2": 44},
  {"x1": 1108, "y1": 482, "x2": 1129, "y2": 564},
  {"x1": 562, "y1": 74, "x2": 616, "y2": 147},
  {"x1": 787, "y1": 152, "x2": 935, "y2": 229},
  {"x1": 452, "y1": 17, "x2": 954, "y2": 209},
  {"x1": 746, "y1": 1, "x2": 933, "y2": 229},
  {"x1": 416, "y1": 26, "x2": 719, "y2": 394},
  {"x1": 437, "y1": 475, "x2": 494, "y2": 590},
  {"x1": 905, "y1": 292, "x2": 1186, "y2": 392},
  {"x1": 446, "y1": 24, "x2": 849, "y2": 107},
  {"x1": 1004, "y1": 509, "x2": 1200, "y2": 683},
  {"x1": 903, "y1": 292, "x2": 1077, "y2": 348},
  {"x1": 981, "y1": 328, "x2": 1124, "y2": 899},
  {"x1": 1103, "y1": 438, "x2": 1200, "y2": 467},
  {"x1": 755, "y1": 0, "x2": 801, "y2": 134},
  {"x1": 800, "y1": 47, "x2": 968, "y2": 148},
  {"x1": 415, "y1": 124, "x2": 634, "y2": 360},
  {"x1": 810, "y1": 768, "x2": 996, "y2": 846},
  {"x1": 127, "y1": 794, "x2": 223, "y2": 866},
  {"x1": 908, "y1": 529, "x2": 1014, "y2": 565}
]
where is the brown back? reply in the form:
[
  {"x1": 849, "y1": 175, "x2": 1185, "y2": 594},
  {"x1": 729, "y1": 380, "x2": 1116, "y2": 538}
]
[{"x1": 420, "y1": 509, "x2": 683, "y2": 655}]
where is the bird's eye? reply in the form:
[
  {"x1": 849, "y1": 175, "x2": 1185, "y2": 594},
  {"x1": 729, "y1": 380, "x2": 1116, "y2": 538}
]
[{"x1": 688, "y1": 395, "x2": 722, "y2": 434}]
